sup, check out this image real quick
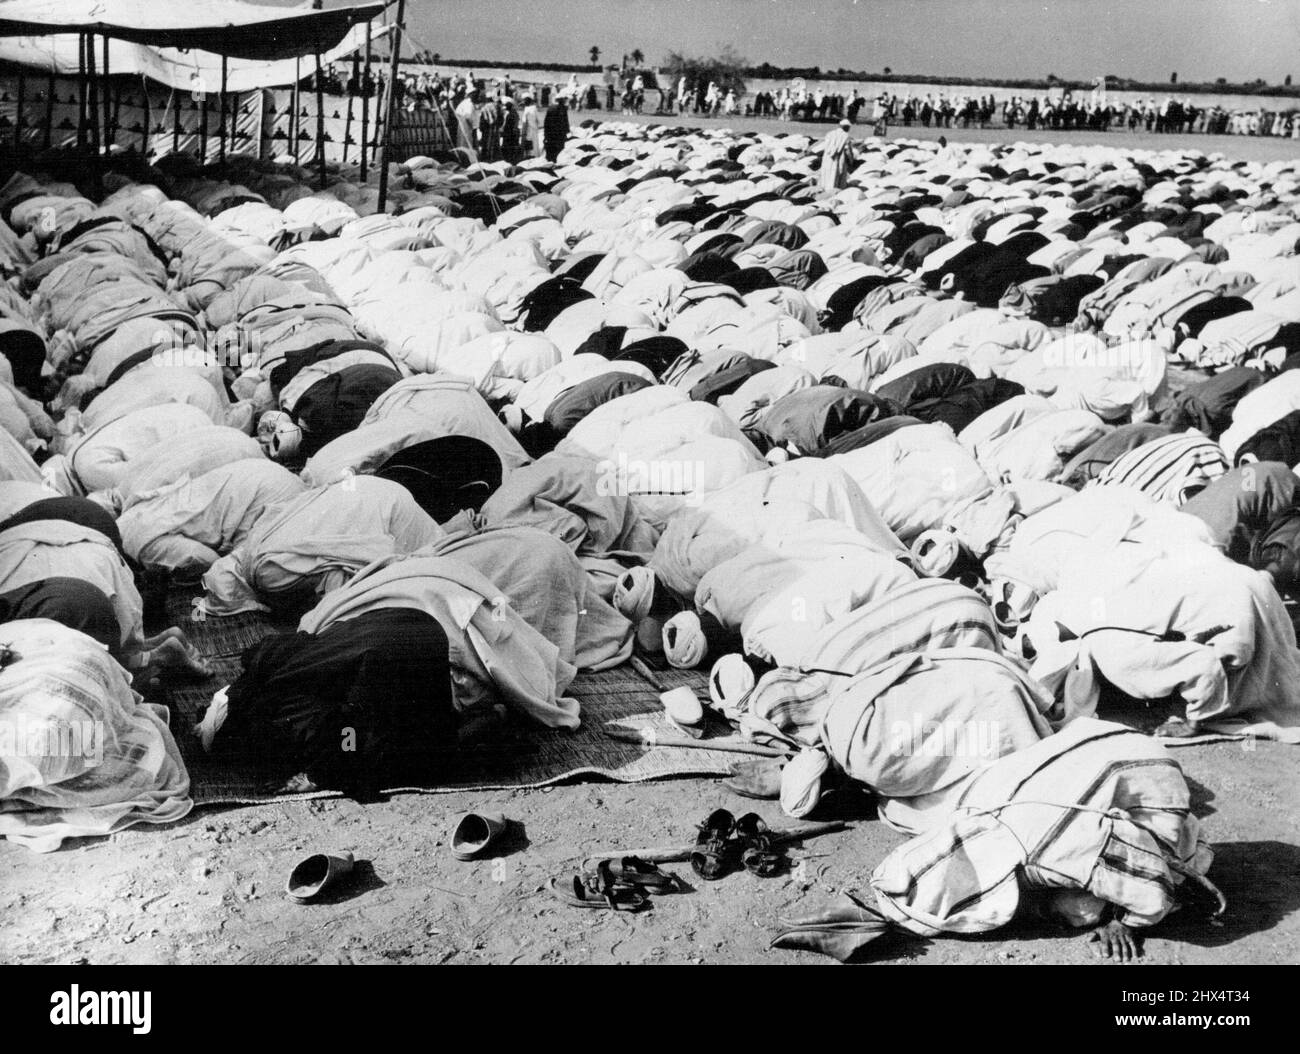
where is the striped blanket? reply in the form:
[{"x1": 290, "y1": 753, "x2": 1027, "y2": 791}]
[{"x1": 870, "y1": 718, "x2": 1212, "y2": 935}]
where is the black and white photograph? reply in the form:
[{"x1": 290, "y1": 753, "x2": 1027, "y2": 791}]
[{"x1": 0, "y1": 0, "x2": 1296, "y2": 1004}]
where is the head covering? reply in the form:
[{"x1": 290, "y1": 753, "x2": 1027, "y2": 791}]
[
  {"x1": 663, "y1": 610, "x2": 708, "y2": 669},
  {"x1": 257, "y1": 411, "x2": 302, "y2": 461},
  {"x1": 781, "y1": 748, "x2": 831, "y2": 819},
  {"x1": 500, "y1": 404, "x2": 525, "y2": 434},
  {"x1": 839, "y1": 119, "x2": 851, "y2": 129},
  {"x1": 709, "y1": 652, "x2": 756, "y2": 717},
  {"x1": 613, "y1": 566, "x2": 656, "y2": 622},
  {"x1": 910, "y1": 529, "x2": 963, "y2": 578}
]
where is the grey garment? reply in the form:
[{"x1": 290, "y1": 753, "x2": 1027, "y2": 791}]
[
  {"x1": 1180, "y1": 461, "x2": 1300, "y2": 560},
  {"x1": 1058, "y1": 422, "x2": 1173, "y2": 488}
]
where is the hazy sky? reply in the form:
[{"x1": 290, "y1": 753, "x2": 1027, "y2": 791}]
[{"x1": 339, "y1": 0, "x2": 1300, "y2": 84}]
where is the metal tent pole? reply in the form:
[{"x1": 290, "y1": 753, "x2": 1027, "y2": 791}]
[
  {"x1": 102, "y1": 34, "x2": 112, "y2": 148},
  {"x1": 376, "y1": 0, "x2": 407, "y2": 211},
  {"x1": 172, "y1": 87, "x2": 181, "y2": 154},
  {"x1": 198, "y1": 90, "x2": 208, "y2": 162},
  {"x1": 291, "y1": 57, "x2": 301, "y2": 163},
  {"x1": 219, "y1": 53, "x2": 228, "y2": 162},
  {"x1": 86, "y1": 32, "x2": 99, "y2": 155},
  {"x1": 359, "y1": 19, "x2": 373, "y2": 178},
  {"x1": 315, "y1": 51, "x2": 327, "y2": 189},
  {"x1": 76, "y1": 34, "x2": 86, "y2": 150}
]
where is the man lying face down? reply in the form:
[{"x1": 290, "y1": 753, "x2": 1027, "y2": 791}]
[{"x1": 0, "y1": 484, "x2": 211, "y2": 682}]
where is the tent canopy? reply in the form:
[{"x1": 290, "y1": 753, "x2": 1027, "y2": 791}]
[{"x1": 0, "y1": 0, "x2": 388, "y2": 60}]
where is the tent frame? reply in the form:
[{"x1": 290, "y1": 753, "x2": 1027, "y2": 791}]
[{"x1": 4, "y1": 0, "x2": 397, "y2": 198}]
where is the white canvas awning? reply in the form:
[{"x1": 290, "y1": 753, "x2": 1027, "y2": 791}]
[
  {"x1": 0, "y1": 0, "x2": 387, "y2": 61},
  {"x1": 0, "y1": 20, "x2": 393, "y2": 92}
]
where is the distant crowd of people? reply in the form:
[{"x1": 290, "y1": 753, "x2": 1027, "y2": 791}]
[{"x1": 309, "y1": 60, "x2": 1300, "y2": 143}]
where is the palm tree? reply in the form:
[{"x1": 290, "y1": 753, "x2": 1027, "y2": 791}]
[
  {"x1": 589, "y1": 46, "x2": 600, "y2": 67},
  {"x1": 631, "y1": 49, "x2": 644, "y2": 67}
]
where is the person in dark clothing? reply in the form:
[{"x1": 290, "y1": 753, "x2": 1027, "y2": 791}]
[
  {"x1": 0, "y1": 496, "x2": 124, "y2": 555},
  {"x1": 757, "y1": 386, "x2": 899, "y2": 456},
  {"x1": 0, "y1": 578, "x2": 122, "y2": 660},
  {"x1": 212, "y1": 608, "x2": 456, "y2": 798},
  {"x1": 1235, "y1": 409, "x2": 1300, "y2": 467},
  {"x1": 1182, "y1": 462, "x2": 1300, "y2": 597},
  {"x1": 1162, "y1": 366, "x2": 1267, "y2": 439},
  {"x1": 543, "y1": 100, "x2": 571, "y2": 163}
]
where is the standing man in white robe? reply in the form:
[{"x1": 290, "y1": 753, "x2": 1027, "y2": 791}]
[{"x1": 820, "y1": 119, "x2": 856, "y2": 195}]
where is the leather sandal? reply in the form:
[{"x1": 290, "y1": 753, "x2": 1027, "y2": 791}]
[
  {"x1": 595, "y1": 856, "x2": 687, "y2": 894},
  {"x1": 735, "y1": 812, "x2": 784, "y2": 876},
  {"x1": 549, "y1": 860, "x2": 649, "y2": 911},
  {"x1": 690, "y1": 808, "x2": 736, "y2": 881}
]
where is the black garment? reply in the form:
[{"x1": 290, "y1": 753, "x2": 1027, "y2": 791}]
[
  {"x1": 543, "y1": 102, "x2": 570, "y2": 162},
  {"x1": 542, "y1": 371, "x2": 654, "y2": 435},
  {"x1": 738, "y1": 220, "x2": 809, "y2": 252},
  {"x1": 688, "y1": 355, "x2": 777, "y2": 404},
  {"x1": 573, "y1": 326, "x2": 629, "y2": 359},
  {"x1": 0, "y1": 323, "x2": 45, "y2": 394},
  {"x1": 1170, "y1": 296, "x2": 1253, "y2": 339},
  {"x1": 680, "y1": 251, "x2": 740, "y2": 283},
  {"x1": 718, "y1": 267, "x2": 779, "y2": 295},
  {"x1": 922, "y1": 240, "x2": 999, "y2": 290},
  {"x1": 821, "y1": 414, "x2": 925, "y2": 455},
  {"x1": 1265, "y1": 322, "x2": 1300, "y2": 360},
  {"x1": 995, "y1": 230, "x2": 1052, "y2": 259},
  {"x1": 1182, "y1": 462, "x2": 1299, "y2": 566},
  {"x1": 1235, "y1": 409, "x2": 1300, "y2": 467},
  {"x1": 519, "y1": 275, "x2": 594, "y2": 331},
  {"x1": 880, "y1": 222, "x2": 944, "y2": 262},
  {"x1": 821, "y1": 275, "x2": 900, "y2": 332},
  {"x1": 0, "y1": 496, "x2": 124, "y2": 555},
  {"x1": 768, "y1": 249, "x2": 828, "y2": 291},
  {"x1": 894, "y1": 231, "x2": 950, "y2": 273},
  {"x1": 0, "y1": 577, "x2": 121, "y2": 659},
  {"x1": 1253, "y1": 510, "x2": 1300, "y2": 598},
  {"x1": 914, "y1": 377, "x2": 1025, "y2": 434},
  {"x1": 685, "y1": 232, "x2": 744, "y2": 258},
  {"x1": 944, "y1": 250, "x2": 1051, "y2": 308},
  {"x1": 758, "y1": 386, "x2": 899, "y2": 456},
  {"x1": 874, "y1": 362, "x2": 977, "y2": 412},
  {"x1": 376, "y1": 435, "x2": 504, "y2": 523},
  {"x1": 1162, "y1": 366, "x2": 1266, "y2": 438},
  {"x1": 612, "y1": 335, "x2": 688, "y2": 379},
  {"x1": 656, "y1": 200, "x2": 717, "y2": 226},
  {"x1": 219, "y1": 608, "x2": 456, "y2": 797},
  {"x1": 269, "y1": 339, "x2": 400, "y2": 456},
  {"x1": 1011, "y1": 274, "x2": 1105, "y2": 326},
  {"x1": 552, "y1": 251, "x2": 606, "y2": 282}
]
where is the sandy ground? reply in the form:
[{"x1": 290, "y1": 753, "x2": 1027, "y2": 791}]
[
  {"x1": 591, "y1": 109, "x2": 1300, "y2": 163},
  {"x1": 2, "y1": 732, "x2": 1297, "y2": 965}
]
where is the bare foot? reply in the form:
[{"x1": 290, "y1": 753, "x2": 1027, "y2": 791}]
[
  {"x1": 1089, "y1": 919, "x2": 1142, "y2": 962},
  {"x1": 1154, "y1": 715, "x2": 1201, "y2": 739},
  {"x1": 142, "y1": 626, "x2": 187, "y2": 650},
  {"x1": 150, "y1": 636, "x2": 213, "y2": 678}
]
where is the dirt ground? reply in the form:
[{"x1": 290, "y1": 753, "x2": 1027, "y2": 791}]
[{"x1": 2, "y1": 733, "x2": 1296, "y2": 965}]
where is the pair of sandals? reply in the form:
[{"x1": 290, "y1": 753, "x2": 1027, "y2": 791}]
[
  {"x1": 550, "y1": 856, "x2": 687, "y2": 912},
  {"x1": 691, "y1": 808, "x2": 784, "y2": 880}
]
